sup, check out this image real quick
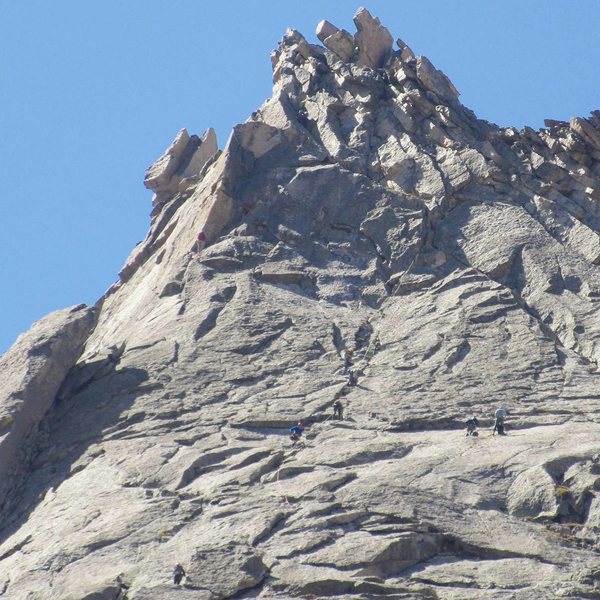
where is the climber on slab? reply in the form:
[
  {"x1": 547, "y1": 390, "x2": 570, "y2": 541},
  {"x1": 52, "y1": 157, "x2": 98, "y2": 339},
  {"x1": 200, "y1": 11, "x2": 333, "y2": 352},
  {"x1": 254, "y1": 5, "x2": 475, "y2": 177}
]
[
  {"x1": 342, "y1": 348, "x2": 354, "y2": 372},
  {"x1": 493, "y1": 408, "x2": 507, "y2": 435},
  {"x1": 346, "y1": 368, "x2": 357, "y2": 386},
  {"x1": 115, "y1": 575, "x2": 129, "y2": 593},
  {"x1": 173, "y1": 564, "x2": 186, "y2": 585},
  {"x1": 465, "y1": 416, "x2": 479, "y2": 436},
  {"x1": 195, "y1": 230, "x2": 207, "y2": 252},
  {"x1": 290, "y1": 422, "x2": 305, "y2": 445},
  {"x1": 333, "y1": 399, "x2": 344, "y2": 420}
]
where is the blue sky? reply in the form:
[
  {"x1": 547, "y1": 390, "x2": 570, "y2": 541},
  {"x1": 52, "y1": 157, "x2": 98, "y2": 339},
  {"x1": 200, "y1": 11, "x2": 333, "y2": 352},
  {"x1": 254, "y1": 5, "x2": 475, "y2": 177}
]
[{"x1": 1, "y1": 1, "x2": 598, "y2": 354}]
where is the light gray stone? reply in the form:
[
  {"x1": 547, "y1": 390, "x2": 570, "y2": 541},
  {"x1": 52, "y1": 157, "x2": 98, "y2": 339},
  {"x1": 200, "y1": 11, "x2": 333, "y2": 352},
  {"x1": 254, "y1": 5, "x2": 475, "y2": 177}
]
[
  {"x1": 570, "y1": 116, "x2": 600, "y2": 149},
  {"x1": 316, "y1": 19, "x2": 338, "y2": 43},
  {"x1": 180, "y1": 127, "x2": 218, "y2": 179},
  {"x1": 506, "y1": 466, "x2": 558, "y2": 519},
  {"x1": 316, "y1": 20, "x2": 356, "y2": 63},
  {"x1": 323, "y1": 29, "x2": 356, "y2": 62},
  {"x1": 416, "y1": 56, "x2": 460, "y2": 102},
  {"x1": 524, "y1": 194, "x2": 600, "y2": 264},
  {"x1": 144, "y1": 127, "x2": 219, "y2": 204},
  {"x1": 144, "y1": 128, "x2": 190, "y2": 194}
]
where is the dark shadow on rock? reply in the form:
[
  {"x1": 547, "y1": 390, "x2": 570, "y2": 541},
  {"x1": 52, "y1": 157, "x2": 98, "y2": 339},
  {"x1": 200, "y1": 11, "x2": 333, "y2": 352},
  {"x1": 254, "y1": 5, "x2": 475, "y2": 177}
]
[
  {"x1": 0, "y1": 365, "x2": 149, "y2": 545},
  {"x1": 354, "y1": 383, "x2": 374, "y2": 391},
  {"x1": 564, "y1": 275, "x2": 582, "y2": 293}
]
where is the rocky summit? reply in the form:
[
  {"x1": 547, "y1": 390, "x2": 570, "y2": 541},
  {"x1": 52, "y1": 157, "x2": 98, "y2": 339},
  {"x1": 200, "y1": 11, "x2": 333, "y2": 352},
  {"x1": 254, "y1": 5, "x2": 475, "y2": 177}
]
[{"x1": 1, "y1": 7, "x2": 600, "y2": 599}]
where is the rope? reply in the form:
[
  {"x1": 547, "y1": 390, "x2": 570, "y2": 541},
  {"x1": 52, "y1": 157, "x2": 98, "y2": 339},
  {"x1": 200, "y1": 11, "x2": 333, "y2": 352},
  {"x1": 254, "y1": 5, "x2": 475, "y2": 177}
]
[
  {"x1": 390, "y1": 252, "x2": 420, "y2": 295},
  {"x1": 356, "y1": 332, "x2": 379, "y2": 368},
  {"x1": 322, "y1": 411, "x2": 335, "y2": 424}
]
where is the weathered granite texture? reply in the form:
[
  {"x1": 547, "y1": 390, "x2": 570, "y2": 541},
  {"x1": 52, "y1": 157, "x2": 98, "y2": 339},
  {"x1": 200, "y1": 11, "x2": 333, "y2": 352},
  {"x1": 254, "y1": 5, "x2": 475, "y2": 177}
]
[
  {"x1": 1, "y1": 7, "x2": 599, "y2": 599},
  {"x1": 0, "y1": 305, "x2": 96, "y2": 515}
]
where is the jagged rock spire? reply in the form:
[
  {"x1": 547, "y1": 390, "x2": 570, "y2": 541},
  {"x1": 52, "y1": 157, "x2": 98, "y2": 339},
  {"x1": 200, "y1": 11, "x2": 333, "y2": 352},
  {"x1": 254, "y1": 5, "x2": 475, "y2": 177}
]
[{"x1": 316, "y1": 7, "x2": 394, "y2": 68}]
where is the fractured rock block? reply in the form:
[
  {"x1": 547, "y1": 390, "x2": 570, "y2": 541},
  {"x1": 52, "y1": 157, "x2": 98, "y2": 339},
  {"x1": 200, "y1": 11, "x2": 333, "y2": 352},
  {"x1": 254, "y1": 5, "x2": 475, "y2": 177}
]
[
  {"x1": 353, "y1": 7, "x2": 393, "y2": 69},
  {"x1": 416, "y1": 56, "x2": 460, "y2": 103},
  {"x1": 316, "y1": 20, "x2": 338, "y2": 43},
  {"x1": 144, "y1": 128, "x2": 191, "y2": 193},
  {"x1": 323, "y1": 29, "x2": 356, "y2": 62},
  {"x1": 570, "y1": 117, "x2": 600, "y2": 149},
  {"x1": 181, "y1": 127, "x2": 218, "y2": 179},
  {"x1": 144, "y1": 127, "x2": 218, "y2": 200}
]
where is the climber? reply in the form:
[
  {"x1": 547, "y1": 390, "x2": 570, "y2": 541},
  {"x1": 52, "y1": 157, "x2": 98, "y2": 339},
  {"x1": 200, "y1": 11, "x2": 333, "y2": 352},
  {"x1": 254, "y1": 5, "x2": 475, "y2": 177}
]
[
  {"x1": 333, "y1": 399, "x2": 344, "y2": 420},
  {"x1": 465, "y1": 416, "x2": 479, "y2": 436},
  {"x1": 173, "y1": 564, "x2": 186, "y2": 586},
  {"x1": 290, "y1": 421, "x2": 305, "y2": 445},
  {"x1": 115, "y1": 574, "x2": 129, "y2": 592},
  {"x1": 342, "y1": 348, "x2": 354, "y2": 373},
  {"x1": 346, "y1": 368, "x2": 357, "y2": 387},
  {"x1": 493, "y1": 408, "x2": 507, "y2": 435},
  {"x1": 297, "y1": 107, "x2": 309, "y2": 127},
  {"x1": 195, "y1": 230, "x2": 207, "y2": 252}
]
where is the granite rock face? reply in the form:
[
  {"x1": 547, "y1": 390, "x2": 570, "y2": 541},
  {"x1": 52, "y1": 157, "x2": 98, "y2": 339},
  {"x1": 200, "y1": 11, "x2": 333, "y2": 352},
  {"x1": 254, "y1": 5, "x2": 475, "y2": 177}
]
[
  {"x1": 1, "y1": 7, "x2": 600, "y2": 599},
  {"x1": 0, "y1": 305, "x2": 96, "y2": 515}
]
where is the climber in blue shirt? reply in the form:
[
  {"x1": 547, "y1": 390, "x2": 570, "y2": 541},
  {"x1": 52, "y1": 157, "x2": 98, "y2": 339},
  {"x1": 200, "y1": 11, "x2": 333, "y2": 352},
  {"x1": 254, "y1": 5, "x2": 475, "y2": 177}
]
[
  {"x1": 465, "y1": 416, "x2": 479, "y2": 436},
  {"x1": 290, "y1": 422, "x2": 305, "y2": 445}
]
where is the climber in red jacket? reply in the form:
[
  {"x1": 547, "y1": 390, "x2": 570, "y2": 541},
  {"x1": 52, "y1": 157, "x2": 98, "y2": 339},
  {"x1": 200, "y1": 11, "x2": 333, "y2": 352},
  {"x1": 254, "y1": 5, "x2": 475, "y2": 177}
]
[{"x1": 195, "y1": 231, "x2": 207, "y2": 252}]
